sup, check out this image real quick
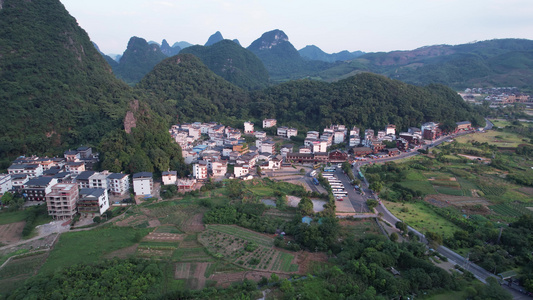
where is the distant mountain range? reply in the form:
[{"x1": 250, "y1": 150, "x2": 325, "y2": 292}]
[
  {"x1": 103, "y1": 29, "x2": 533, "y2": 90},
  {"x1": 298, "y1": 45, "x2": 365, "y2": 62}
]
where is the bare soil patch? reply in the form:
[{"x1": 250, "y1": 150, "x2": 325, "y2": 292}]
[
  {"x1": 148, "y1": 219, "x2": 161, "y2": 228},
  {"x1": 182, "y1": 213, "x2": 205, "y2": 233},
  {"x1": 518, "y1": 187, "x2": 533, "y2": 196},
  {"x1": 0, "y1": 222, "x2": 24, "y2": 245},
  {"x1": 103, "y1": 244, "x2": 139, "y2": 259}
]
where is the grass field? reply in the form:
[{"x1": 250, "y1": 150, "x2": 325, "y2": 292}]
[
  {"x1": 0, "y1": 210, "x2": 26, "y2": 225},
  {"x1": 39, "y1": 226, "x2": 151, "y2": 274},
  {"x1": 383, "y1": 200, "x2": 460, "y2": 238},
  {"x1": 339, "y1": 219, "x2": 381, "y2": 240},
  {"x1": 454, "y1": 130, "x2": 525, "y2": 147}
]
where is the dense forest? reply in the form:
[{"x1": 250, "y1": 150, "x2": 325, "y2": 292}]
[
  {"x1": 248, "y1": 73, "x2": 484, "y2": 131},
  {"x1": 0, "y1": 0, "x2": 186, "y2": 175},
  {"x1": 180, "y1": 40, "x2": 271, "y2": 90}
]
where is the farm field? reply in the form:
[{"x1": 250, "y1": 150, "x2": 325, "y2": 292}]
[
  {"x1": 339, "y1": 219, "x2": 381, "y2": 240},
  {"x1": 199, "y1": 225, "x2": 300, "y2": 273},
  {"x1": 39, "y1": 226, "x2": 151, "y2": 274},
  {"x1": 454, "y1": 130, "x2": 525, "y2": 147},
  {"x1": 383, "y1": 200, "x2": 460, "y2": 238},
  {"x1": 0, "y1": 253, "x2": 48, "y2": 294}
]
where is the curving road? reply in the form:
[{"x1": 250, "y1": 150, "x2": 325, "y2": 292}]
[{"x1": 351, "y1": 119, "x2": 504, "y2": 287}]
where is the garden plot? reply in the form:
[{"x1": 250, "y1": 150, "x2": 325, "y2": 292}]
[
  {"x1": 199, "y1": 226, "x2": 300, "y2": 273},
  {"x1": 143, "y1": 231, "x2": 185, "y2": 242},
  {"x1": 174, "y1": 262, "x2": 211, "y2": 290},
  {"x1": 0, "y1": 253, "x2": 48, "y2": 294}
]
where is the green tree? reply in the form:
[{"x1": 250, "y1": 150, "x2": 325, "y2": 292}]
[
  {"x1": 369, "y1": 181, "x2": 383, "y2": 193},
  {"x1": 390, "y1": 232, "x2": 399, "y2": 242},
  {"x1": 298, "y1": 196, "x2": 314, "y2": 215},
  {"x1": 396, "y1": 221, "x2": 408, "y2": 233}
]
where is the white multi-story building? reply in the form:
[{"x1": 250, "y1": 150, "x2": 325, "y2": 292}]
[
  {"x1": 306, "y1": 131, "x2": 320, "y2": 139},
  {"x1": 192, "y1": 161, "x2": 208, "y2": 180},
  {"x1": 7, "y1": 164, "x2": 43, "y2": 179},
  {"x1": 78, "y1": 188, "x2": 109, "y2": 216},
  {"x1": 260, "y1": 141, "x2": 276, "y2": 154},
  {"x1": 132, "y1": 172, "x2": 153, "y2": 196},
  {"x1": 277, "y1": 127, "x2": 297, "y2": 138},
  {"x1": 386, "y1": 124, "x2": 396, "y2": 136},
  {"x1": 0, "y1": 174, "x2": 12, "y2": 195},
  {"x1": 244, "y1": 122, "x2": 254, "y2": 134},
  {"x1": 254, "y1": 131, "x2": 267, "y2": 139},
  {"x1": 107, "y1": 173, "x2": 129, "y2": 196},
  {"x1": 349, "y1": 135, "x2": 360, "y2": 147},
  {"x1": 349, "y1": 126, "x2": 360, "y2": 137},
  {"x1": 234, "y1": 164, "x2": 250, "y2": 178},
  {"x1": 89, "y1": 172, "x2": 108, "y2": 190},
  {"x1": 211, "y1": 160, "x2": 228, "y2": 177},
  {"x1": 262, "y1": 119, "x2": 277, "y2": 128},
  {"x1": 162, "y1": 171, "x2": 177, "y2": 185},
  {"x1": 334, "y1": 131, "x2": 345, "y2": 144}
]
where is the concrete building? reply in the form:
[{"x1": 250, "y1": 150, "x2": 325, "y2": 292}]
[
  {"x1": 132, "y1": 172, "x2": 153, "y2": 196},
  {"x1": 244, "y1": 121, "x2": 254, "y2": 133},
  {"x1": 386, "y1": 124, "x2": 396, "y2": 136},
  {"x1": 24, "y1": 177, "x2": 58, "y2": 201},
  {"x1": 262, "y1": 119, "x2": 277, "y2": 128},
  {"x1": 107, "y1": 173, "x2": 129, "y2": 196},
  {"x1": 46, "y1": 183, "x2": 79, "y2": 220},
  {"x1": 192, "y1": 161, "x2": 208, "y2": 180},
  {"x1": 78, "y1": 188, "x2": 109, "y2": 216},
  {"x1": 162, "y1": 171, "x2": 178, "y2": 185},
  {"x1": 0, "y1": 174, "x2": 12, "y2": 195}
]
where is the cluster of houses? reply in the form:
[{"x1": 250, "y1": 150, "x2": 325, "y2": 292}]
[
  {"x1": 170, "y1": 120, "x2": 290, "y2": 181},
  {"x1": 461, "y1": 87, "x2": 530, "y2": 105},
  {"x1": 0, "y1": 147, "x2": 151, "y2": 220}
]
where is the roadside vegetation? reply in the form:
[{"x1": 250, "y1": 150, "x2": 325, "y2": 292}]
[{"x1": 364, "y1": 118, "x2": 533, "y2": 293}]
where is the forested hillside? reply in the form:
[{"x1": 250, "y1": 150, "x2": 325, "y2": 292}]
[
  {"x1": 180, "y1": 40, "x2": 270, "y2": 90},
  {"x1": 249, "y1": 73, "x2": 484, "y2": 131},
  {"x1": 113, "y1": 36, "x2": 168, "y2": 85},
  {"x1": 136, "y1": 54, "x2": 250, "y2": 125},
  {"x1": 318, "y1": 39, "x2": 533, "y2": 89},
  {"x1": 0, "y1": 0, "x2": 185, "y2": 175}
]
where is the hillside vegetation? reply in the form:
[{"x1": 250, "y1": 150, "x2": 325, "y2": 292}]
[
  {"x1": 180, "y1": 40, "x2": 270, "y2": 90},
  {"x1": 0, "y1": 0, "x2": 185, "y2": 174}
]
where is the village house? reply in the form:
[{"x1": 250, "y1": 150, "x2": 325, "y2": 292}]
[
  {"x1": 8, "y1": 163, "x2": 44, "y2": 179},
  {"x1": 455, "y1": 121, "x2": 472, "y2": 132},
  {"x1": 254, "y1": 131, "x2": 267, "y2": 139},
  {"x1": 23, "y1": 177, "x2": 58, "y2": 201},
  {"x1": 351, "y1": 147, "x2": 373, "y2": 157},
  {"x1": 211, "y1": 160, "x2": 228, "y2": 177},
  {"x1": 277, "y1": 126, "x2": 298, "y2": 138},
  {"x1": 64, "y1": 150, "x2": 80, "y2": 162},
  {"x1": 177, "y1": 178, "x2": 196, "y2": 192},
  {"x1": 364, "y1": 129, "x2": 375, "y2": 140},
  {"x1": 75, "y1": 171, "x2": 95, "y2": 189},
  {"x1": 421, "y1": 122, "x2": 441, "y2": 140},
  {"x1": 244, "y1": 121, "x2": 254, "y2": 134},
  {"x1": 0, "y1": 174, "x2": 12, "y2": 195},
  {"x1": 387, "y1": 148, "x2": 401, "y2": 156},
  {"x1": 192, "y1": 161, "x2": 208, "y2": 180},
  {"x1": 65, "y1": 161, "x2": 85, "y2": 175},
  {"x1": 333, "y1": 131, "x2": 345, "y2": 144},
  {"x1": 299, "y1": 146, "x2": 312, "y2": 154},
  {"x1": 349, "y1": 135, "x2": 360, "y2": 147},
  {"x1": 89, "y1": 172, "x2": 108, "y2": 190},
  {"x1": 10, "y1": 174, "x2": 29, "y2": 191},
  {"x1": 162, "y1": 171, "x2": 178, "y2": 185},
  {"x1": 260, "y1": 140, "x2": 276, "y2": 154},
  {"x1": 46, "y1": 183, "x2": 79, "y2": 220},
  {"x1": 107, "y1": 173, "x2": 129, "y2": 196},
  {"x1": 306, "y1": 131, "x2": 320, "y2": 139},
  {"x1": 132, "y1": 172, "x2": 153, "y2": 196},
  {"x1": 329, "y1": 150, "x2": 348, "y2": 162},
  {"x1": 78, "y1": 188, "x2": 109, "y2": 216},
  {"x1": 234, "y1": 164, "x2": 250, "y2": 178},
  {"x1": 386, "y1": 124, "x2": 396, "y2": 136},
  {"x1": 262, "y1": 119, "x2": 277, "y2": 128}
]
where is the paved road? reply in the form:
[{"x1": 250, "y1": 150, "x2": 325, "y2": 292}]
[{"x1": 350, "y1": 120, "x2": 518, "y2": 290}]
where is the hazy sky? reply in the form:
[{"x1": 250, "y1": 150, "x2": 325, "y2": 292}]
[{"x1": 60, "y1": 0, "x2": 533, "y2": 55}]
